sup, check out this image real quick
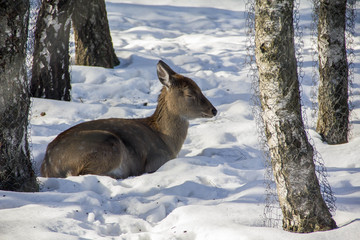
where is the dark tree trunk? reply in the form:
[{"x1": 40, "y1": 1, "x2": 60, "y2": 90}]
[
  {"x1": 0, "y1": 0, "x2": 38, "y2": 192},
  {"x1": 255, "y1": 0, "x2": 336, "y2": 232},
  {"x1": 30, "y1": 0, "x2": 73, "y2": 101},
  {"x1": 72, "y1": 0, "x2": 120, "y2": 68},
  {"x1": 317, "y1": 0, "x2": 349, "y2": 144}
]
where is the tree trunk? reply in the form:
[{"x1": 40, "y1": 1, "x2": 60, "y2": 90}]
[
  {"x1": 255, "y1": 0, "x2": 336, "y2": 232},
  {"x1": 0, "y1": 0, "x2": 38, "y2": 192},
  {"x1": 30, "y1": 0, "x2": 73, "y2": 101},
  {"x1": 72, "y1": 0, "x2": 120, "y2": 68},
  {"x1": 317, "y1": 0, "x2": 348, "y2": 144}
]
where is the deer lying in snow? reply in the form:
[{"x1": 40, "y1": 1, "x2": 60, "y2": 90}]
[{"x1": 41, "y1": 60, "x2": 217, "y2": 179}]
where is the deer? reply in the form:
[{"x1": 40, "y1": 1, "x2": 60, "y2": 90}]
[{"x1": 41, "y1": 60, "x2": 217, "y2": 179}]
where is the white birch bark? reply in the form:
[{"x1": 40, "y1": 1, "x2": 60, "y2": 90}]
[
  {"x1": 0, "y1": 0, "x2": 38, "y2": 192},
  {"x1": 255, "y1": 0, "x2": 336, "y2": 232},
  {"x1": 317, "y1": 0, "x2": 348, "y2": 144},
  {"x1": 31, "y1": 0, "x2": 73, "y2": 101}
]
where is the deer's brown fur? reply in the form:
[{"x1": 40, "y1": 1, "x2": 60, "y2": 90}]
[{"x1": 41, "y1": 61, "x2": 217, "y2": 179}]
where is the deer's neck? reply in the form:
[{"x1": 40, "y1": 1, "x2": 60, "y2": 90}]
[{"x1": 147, "y1": 90, "x2": 189, "y2": 157}]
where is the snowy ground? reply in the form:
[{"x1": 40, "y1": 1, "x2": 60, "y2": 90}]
[{"x1": 1, "y1": 0, "x2": 360, "y2": 239}]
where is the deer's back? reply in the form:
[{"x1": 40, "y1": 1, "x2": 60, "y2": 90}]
[{"x1": 41, "y1": 118, "x2": 172, "y2": 178}]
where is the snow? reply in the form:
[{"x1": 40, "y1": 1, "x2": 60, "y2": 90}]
[{"x1": 1, "y1": 0, "x2": 360, "y2": 239}]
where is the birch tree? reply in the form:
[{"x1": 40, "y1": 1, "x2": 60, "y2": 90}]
[
  {"x1": 0, "y1": 0, "x2": 38, "y2": 192},
  {"x1": 317, "y1": 0, "x2": 349, "y2": 144},
  {"x1": 31, "y1": 0, "x2": 119, "y2": 101},
  {"x1": 255, "y1": 0, "x2": 336, "y2": 232},
  {"x1": 72, "y1": 0, "x2": 120, "y2": 68},
  {"x1": 31, "y1": 0, "x2": 73, "y2": 101}
]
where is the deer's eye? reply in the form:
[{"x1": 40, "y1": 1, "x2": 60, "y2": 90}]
[{"x1": 185, "y1": 93, "x2": 195, "y2": 99}]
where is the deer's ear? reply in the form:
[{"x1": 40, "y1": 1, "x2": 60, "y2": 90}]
[{"x1": 157, "y1": 60, "x2": 176, "y2": 88}]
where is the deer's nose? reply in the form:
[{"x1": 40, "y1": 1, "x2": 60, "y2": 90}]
[{"x1": 212, "y1": 108, "x2": 217, "y2": 116}]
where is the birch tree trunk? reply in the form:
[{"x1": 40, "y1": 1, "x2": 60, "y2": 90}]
[
  {"x1": 317, "y1": 0, "x2": 348, "y2": 144},
  {"x1": 72, "y1": 0, "x2": 120, "y2": 68},
  {"x1": 255, "y1": 0, "x2": 336, "y2": 232},
  {"x1": 30, "y1": 0, "x2": 73, "y2": 101},
  {"x1": 0, "y1": 0, "x2": 38, "y2": 192}
]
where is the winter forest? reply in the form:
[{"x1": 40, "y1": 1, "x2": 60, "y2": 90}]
[{"x1": 0, "y1": 0, "x2": 359, "y2": 239}]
